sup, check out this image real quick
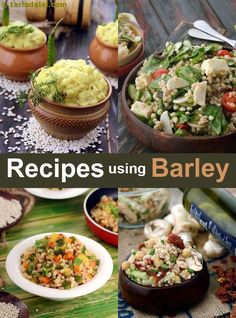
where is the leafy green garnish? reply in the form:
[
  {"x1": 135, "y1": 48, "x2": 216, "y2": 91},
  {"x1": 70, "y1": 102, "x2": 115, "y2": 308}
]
[
  {"x1": 176, "y1": 66, "x2": 202, "y2": 84},
  {"x1": 149, "y1": 248, "x2": 155, "y2": 255},
  {"x1": 17, "y1": 90, "x2": 28, "y2": 108},
  {"x1": 62, "y1": 281, "x2": 71, "y2": 289},
  {"x1": 204, "y1": 105, "x2": 228, "y2": 135},
  {"x1": 188, "y1": 268, "x2": 194, "y2": 274},
  {"x1": 161, "y1": 264, "x2": 168, "y2": 271},
  {"x1": 74, "y1": 257, "x2": 83, "y2": 266}
]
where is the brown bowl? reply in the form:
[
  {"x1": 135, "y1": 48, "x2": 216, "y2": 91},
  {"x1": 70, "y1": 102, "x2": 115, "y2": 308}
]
[
  {"x1": 0, "y1": 35, "x2": 47, "y2": 81},
  {"x1": 118, "y1": 44, "x2": 144, "y2": 78},
  {"x1": 89, "y1": 35, "x2": 118, "y2": 75},
  {"x1": 119, "y1": 260, "x2": 210, "y2": 314},
  {"x1": 0, "y1": 292, "x2": 29, "y2": 318},
  {"x1": 28, "y1": 76, "x2": 112, "y2": 140},
  {"x1": 121, "y1": 59, "x2": 236, "y2": 153}
]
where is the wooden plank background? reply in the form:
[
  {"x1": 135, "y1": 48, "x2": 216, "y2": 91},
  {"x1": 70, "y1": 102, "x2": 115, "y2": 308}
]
[
  {"x1": 119, "y1": 0, "x2": 236, "y2": 153},
  {"x1": 0, "y1": 190, "x2": 118, "y2": 318}
]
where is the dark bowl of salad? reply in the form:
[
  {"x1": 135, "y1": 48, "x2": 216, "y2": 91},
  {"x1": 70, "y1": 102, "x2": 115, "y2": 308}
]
[
  {"x1": 119, "y1": 234, "x2": 210, "y2": 314},
  {"x1": 121, "y1": 40, "x2": 236, "y2": 152},
  {"x1": 84, "y1": 188, "x2": 118, "y2": 247}
]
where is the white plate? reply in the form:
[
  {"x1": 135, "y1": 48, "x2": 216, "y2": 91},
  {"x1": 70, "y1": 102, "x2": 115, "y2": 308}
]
[
  {"x1": 6, "y1": 232, "x2": 113, "y2": 301},
  {"x1": 24, "y1": 188, "x2": 89, "y2": 200}
]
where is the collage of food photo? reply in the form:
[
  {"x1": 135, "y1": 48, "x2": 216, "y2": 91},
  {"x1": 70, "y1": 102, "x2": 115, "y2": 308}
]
[{"x1": 0, "y1": 0, "x2": 236, "y2": 318}]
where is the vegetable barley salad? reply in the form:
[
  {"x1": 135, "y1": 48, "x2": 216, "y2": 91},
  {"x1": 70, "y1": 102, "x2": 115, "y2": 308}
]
[
  {"x1": 118, "y1": 16, "x2": 142, "y2": 58},
  {"x1": 121, "y1": 234, "x2": 203, "y2": 287},
  {"x1": 0, "y1": 21, "x2": 45, "y2": 49},
  {"x1": 32, "y1": 59, "x2": 109, "y2": 106},
  {"x1": 91, "y1": 195, "x2": 118, "y2": 233},
  {"x1": 21, "y1": 233, "x2": 99, "y2": 290},
  {"x1": 128, "y1": 41, "x2": 236, "y2": 136}
]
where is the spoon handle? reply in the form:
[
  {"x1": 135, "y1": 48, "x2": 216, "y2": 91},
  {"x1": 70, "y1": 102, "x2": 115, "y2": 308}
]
[
  {"x1": 188, "y1": 28, "x2": 224, "y2": 42},
  {"x1": 193, "y1": 20, "x2": 236, "y2": 48}
]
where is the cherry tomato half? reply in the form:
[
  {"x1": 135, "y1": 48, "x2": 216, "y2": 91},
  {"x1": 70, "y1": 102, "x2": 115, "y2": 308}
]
[
  {"x1": 222, "y1": 91, "x2": 236, "y2": 112},
  {"x1": 217, "y1": 49, "x2": 233, "y2": 58},
  {"x1": 176, "y1": 122, "x2": 189, "y2": 130},
  {"x1": 152, "y1": 68, "x2": 169, "y2": 80}
]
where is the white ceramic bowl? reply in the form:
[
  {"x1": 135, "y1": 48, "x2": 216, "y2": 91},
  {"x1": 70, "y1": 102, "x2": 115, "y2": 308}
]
[
  {"x1": 24, "y1": 188, "x2": 89, "y2": 200},
  {"x1": 6, "y1": 232, "x2": 113, "y2": 301}
]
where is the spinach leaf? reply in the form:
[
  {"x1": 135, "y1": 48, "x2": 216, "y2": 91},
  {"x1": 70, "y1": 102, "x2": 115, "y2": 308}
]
[
  {"x1": 176, "y1": 66, "x2": 202, "y2": 84},
  {"x1": 143, "y1": 55, "x2": 161, "y2": 74},
  {"x1": 190, "y1": 47, "x2": 206, "y2": 64},
  {"x1": 205, "y1": 43, "x2": 222, "y2": 53},
  {"x1": 178, "y1": 113, "x2": 189, "y2": 124},
  {"x1": 204, "y1": 105, "x2": 228, "y2": 135}
]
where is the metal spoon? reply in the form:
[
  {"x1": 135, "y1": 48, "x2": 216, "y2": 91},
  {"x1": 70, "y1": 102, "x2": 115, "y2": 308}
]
[
  {"x1": 188, "y1": 28, "x2": 224, "y2": 43},
  {"x1": 193, "y1": 20, "x2": 236, "y2": 49}
]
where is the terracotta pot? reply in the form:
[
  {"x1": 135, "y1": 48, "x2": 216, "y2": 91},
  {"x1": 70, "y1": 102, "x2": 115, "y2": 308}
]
[
  {"x1": 89, "y1": 35, "x2": 118, "y2": 75},
  {"x1": 83, "y1": 188, "x2": 118, "y2": 247},
  {"x1": 28, "y1": 77, "x2": 112, "y2": 140},
  {"x1": 0, "y1": 37, "x2": 48, "y2": 81},
  {"x1": 119, "y1": 260, "x2": 210, "y2": 315}
]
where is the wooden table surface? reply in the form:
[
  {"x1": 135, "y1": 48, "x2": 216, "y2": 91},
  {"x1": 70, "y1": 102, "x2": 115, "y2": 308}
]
[
  {"x1": 0, "y1": 190, "x2": 118, "y2": 318},
  {"x1": 0, "y1": 3, "x2": 117, "y2": 154},
  {"x1": 119, "y1": 0, "x2": 236, "y2": 153}
]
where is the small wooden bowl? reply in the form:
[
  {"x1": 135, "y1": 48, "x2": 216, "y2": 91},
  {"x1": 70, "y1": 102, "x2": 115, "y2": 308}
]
[
  {"x1": 83, "y1": 188, "x2": 118, "y2": 247},
  {"x1": 0, "y1": 190, "x2": 25, "y2": 233},
  {"x1": 0, "y1": 35, "x2": 47, "y2": 81},
  {"x1": 121, "y1": 60, "x2": 236, "y2": 153},
  {"x1": 118, "y1": 21, "x2": 143, "y2": 68},
  {"x1": 89, "y1": 35, "x2": 118, "y2": 75},
  {"x1": 0, "y1": 292, "x2": 29, "y2": 318},
  {"x1": 119, "y1": 260, "x2": 210, "y2": 314},
  {"x1": 118, "y1": 44, "x2": 144, "y2": 78},
  {"x1": 28, "y1": 75, "x2": 112, "y2": 140}
]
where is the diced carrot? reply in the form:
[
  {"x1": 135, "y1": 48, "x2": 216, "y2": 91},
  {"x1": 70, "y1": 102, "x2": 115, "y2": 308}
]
[
  {"x1": 90, "y1": 261, "x2": 96, "y2": 267},
  {"x1": 64, "y1": 251, "x2": 75, "y2": 260},
  {"x1": 39, "y1": 276, "x2": 50, "y2": 284},
  {"x1": 54, "y1": 254, "x2": 62, "y2": 262},
  {"x1": 23, "y1": 262, "x2": 28, "y2": 269},
  {"x1": 66, "y1": 238, "x2": 72, "y2": 244},
  {"x1": 48, "y1": 241, "x2": 55, "y2": 248},
  {"x1": 74, "y1": 265, "x2": 81, "y2": 273}
]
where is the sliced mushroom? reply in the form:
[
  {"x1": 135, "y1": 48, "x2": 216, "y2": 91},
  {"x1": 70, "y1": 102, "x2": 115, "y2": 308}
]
[
  {"x1": 144, "y1": 219, "x2": 172, "y2": 239},
  {"x1": 185, "y1": 256, "x2": 203, "y2": 272}
]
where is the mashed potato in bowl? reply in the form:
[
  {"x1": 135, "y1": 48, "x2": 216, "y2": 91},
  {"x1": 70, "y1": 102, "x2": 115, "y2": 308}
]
[
  {"x1": 96, "y1": 20, "x2": 118, "y2": 47},
  {"x1": 0, "y1": 21, "x2": 46, "y2": 49},
  {"x1": 33, "y1": 59, "x2": 109, "y2": 106}
]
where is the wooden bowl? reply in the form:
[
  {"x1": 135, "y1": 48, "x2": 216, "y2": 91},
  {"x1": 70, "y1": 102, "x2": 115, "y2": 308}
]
[
  {"x1": 89, "y1": 35, "x2": 118, "y2": 75},
  {"x1": 0, "y1": 190, "x2": 25, "y2": 232},
  {"x1": 119, "y1": 260, "x2": 210, "y2": 314},
  {"x1": 118, "y1": 22, "x2": 143, "y2": 68},
  {"x1": 83, "y1": 188, "x2": 118, "y2": 247},
  {"x1": 118, "y1": 44, "x2": 144, "y2": 78},
  {"x1": 28, "y1": 76, "x2": 112, "y2": 140},
  {"x1": 0, "y1": 292, "x2": 29, "y2": 318},
  {"x1": 121, "y1": 60, "x2": 236, "y2": 153},
  {"x1": 0, "y1": 35, "x2": 47, "y2": 81}
]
